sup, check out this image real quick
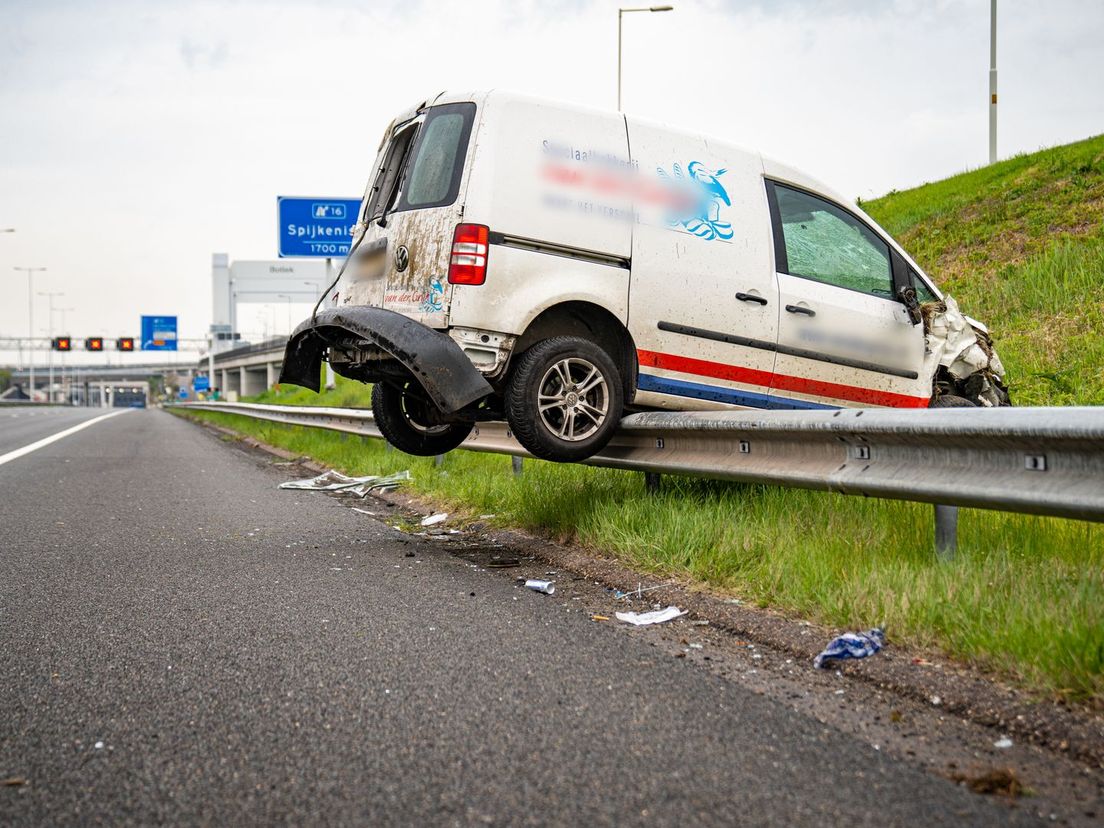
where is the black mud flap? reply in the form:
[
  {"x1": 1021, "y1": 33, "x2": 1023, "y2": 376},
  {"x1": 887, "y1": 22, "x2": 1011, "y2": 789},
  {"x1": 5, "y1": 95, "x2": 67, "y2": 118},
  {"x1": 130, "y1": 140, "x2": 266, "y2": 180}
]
[{"x1": 279, "y1": 307, "x2": 493, "y2": 414}]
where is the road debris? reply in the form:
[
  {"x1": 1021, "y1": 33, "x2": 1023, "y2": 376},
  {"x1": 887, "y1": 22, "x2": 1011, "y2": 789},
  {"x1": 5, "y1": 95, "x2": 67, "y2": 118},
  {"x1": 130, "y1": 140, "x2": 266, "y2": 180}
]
[
  {"x1": 613, "y1": 582, "x2": 674, "y2": 600},
  {"x1": 524, "y1": 579, "x2": 555, "y2": 595},
  {"x1": 950, "y1": 767, "x2": 1023, "y2": 798},
  {"x1": 615, "y1": 606, "x2": 687, "y2": 626},
  {"x1": 3, "y1": 777, "x2": 27, "y2": 786},
  {"x1": 813, "y1": 628, "x2": 885, "y2": 669},
  {"x1": 993, "y1": 736, "x2": 1013, "y2": 749},
  {"x1": 590, "y1": 614, "x2": 609, "y2": 622},
  {"x1": 420, "y1": 512, "x2": 448, "y2": 526},
  {"x1": 278, "y1": 469, "x2": 411, "y2": 497}
]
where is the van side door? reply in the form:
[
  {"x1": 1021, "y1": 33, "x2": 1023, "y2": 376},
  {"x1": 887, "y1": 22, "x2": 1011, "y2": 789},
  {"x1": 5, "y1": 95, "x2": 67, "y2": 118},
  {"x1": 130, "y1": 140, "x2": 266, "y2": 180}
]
[
  {"x1": 627, "y1": 120, "x2": 781, "y2": 410},
  {"x1": 764, "y1": 181, "x2": 929, "y2": 408}
]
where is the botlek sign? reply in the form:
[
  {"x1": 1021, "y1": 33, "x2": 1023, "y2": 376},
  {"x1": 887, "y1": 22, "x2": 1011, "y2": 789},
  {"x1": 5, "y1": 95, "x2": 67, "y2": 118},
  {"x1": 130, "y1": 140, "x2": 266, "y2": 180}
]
[{"x1": 277, "y1": 197, "x2": 361, "y2": 258}]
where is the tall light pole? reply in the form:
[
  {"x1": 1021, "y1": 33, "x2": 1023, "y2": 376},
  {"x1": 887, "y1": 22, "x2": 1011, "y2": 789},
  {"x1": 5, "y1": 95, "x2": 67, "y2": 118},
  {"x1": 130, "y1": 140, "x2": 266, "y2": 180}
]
[
  {"x1": 55, "y1": 307, "x2": 74, "y2": 397},
  {"x1": 989, "y1": 0, "x2": 998, "y2": 164},
  {"x1": 618, "y1": 5, "x2": 674, "y2": 111},
  {"x1": 14, "y1": 266, "x2": 46, "y2": 398},
  {"x1": 276, "y1": 294, "x2": 293, "y2": 334},
  {"x1": 39, "y1": 291, "x2": 63, "y2": 403}
]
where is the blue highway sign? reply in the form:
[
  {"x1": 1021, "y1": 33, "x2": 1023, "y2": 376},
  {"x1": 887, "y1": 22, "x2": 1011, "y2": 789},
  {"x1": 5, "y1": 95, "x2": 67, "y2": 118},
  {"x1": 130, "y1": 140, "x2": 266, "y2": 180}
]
[
  {"x1": 141, "y1": 316, "x2": 178, "y2": 351},
  {"x1": 193, "y1": 376, "x2": 210, "y2": 392},
  {"x1": 278, "y1": 197, "x2": 361, "y2": 258}
]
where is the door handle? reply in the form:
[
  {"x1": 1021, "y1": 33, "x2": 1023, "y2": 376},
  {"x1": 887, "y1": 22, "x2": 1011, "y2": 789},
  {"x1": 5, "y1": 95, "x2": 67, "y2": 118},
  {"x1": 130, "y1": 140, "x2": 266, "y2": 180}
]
[
  {"x1": 785, "y1": 304, "x2": 816, "y2": 317},
  {"x1": 735, "y1": 292, "x2": 768, "y2": 306}
]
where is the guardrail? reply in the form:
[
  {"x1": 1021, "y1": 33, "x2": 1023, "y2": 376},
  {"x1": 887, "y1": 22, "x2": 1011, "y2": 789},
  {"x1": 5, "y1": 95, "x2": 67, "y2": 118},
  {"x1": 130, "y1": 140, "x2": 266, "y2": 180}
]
[{"x1": 170, "y1": 401, "x2": 1104, "y2": 555}]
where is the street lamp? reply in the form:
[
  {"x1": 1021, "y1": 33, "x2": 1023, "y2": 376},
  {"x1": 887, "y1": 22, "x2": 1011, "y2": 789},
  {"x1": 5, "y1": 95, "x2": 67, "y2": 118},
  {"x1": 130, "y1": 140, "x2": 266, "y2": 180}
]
[
  {"x1": 989, "y1": 0, "x2": 998, "y2": 164},
  {"x1": 38, "y1": 290, "x2": 63, "y2": 403},
  {"x1": 276, "y1": 294, "x2": 293, "y2": 334},
  {"x1": 618, "y1": 5, "x2": 674, "y2": 111},
  {"x1": 13, "y1": 266, "x2": 46, "y2": 398}
]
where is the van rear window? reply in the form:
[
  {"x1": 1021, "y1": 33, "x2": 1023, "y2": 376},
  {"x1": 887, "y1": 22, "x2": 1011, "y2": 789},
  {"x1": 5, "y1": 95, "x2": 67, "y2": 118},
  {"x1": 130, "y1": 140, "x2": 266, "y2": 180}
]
[{"x1": 395, "y1": 103, "x2": 475, "y2": 213}]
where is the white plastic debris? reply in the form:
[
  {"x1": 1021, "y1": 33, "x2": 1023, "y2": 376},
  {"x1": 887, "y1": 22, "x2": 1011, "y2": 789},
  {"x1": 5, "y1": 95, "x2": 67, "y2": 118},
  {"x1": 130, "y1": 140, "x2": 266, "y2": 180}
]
[
  {"x1": 93, "y1": 741, "x2": 104, "y2": 750},
  {"x1": 420, "y1": 513, "x2": 448, "y2": 527},
  {"x1": 524, "y1": 579, "x2": 555, "y2": 595},
  {"x1": 994, "y1": 736, "x2": 1013, "y2": 749},
  {"x1": 930, "y1": 695, "x2": 942, "y2": 706},
  {"x1": 278, "y1": 469, "x2": 411, "y2": 498},
  {"x1": 615, "y1": 606, "x2": 687, "y2": 626}
]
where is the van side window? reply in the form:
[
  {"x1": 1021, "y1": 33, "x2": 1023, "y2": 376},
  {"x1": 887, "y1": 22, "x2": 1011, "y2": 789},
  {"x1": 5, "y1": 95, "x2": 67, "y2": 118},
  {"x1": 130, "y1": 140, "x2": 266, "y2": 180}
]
[
  {"x1": 365, "y1": 122, "x2": 420, "y2": 223},
  {"x1": 395, "y1": 102, "x2": 476, "y2": 213},
  {"x1": 768, "y1": 182, "x2": 893, "y2": 298}
]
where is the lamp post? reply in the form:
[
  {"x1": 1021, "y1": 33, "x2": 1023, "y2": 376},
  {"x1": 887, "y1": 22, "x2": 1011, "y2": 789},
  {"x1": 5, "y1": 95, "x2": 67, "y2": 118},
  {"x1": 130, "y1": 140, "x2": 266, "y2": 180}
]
[
  {"x1": 989, "y1": 0, "x2": 998, "y2": 164},
  {"x1": 14, "y1": 266, "x2": 46, "y2": 399},
  {"x1": 618, "y1": 5, "x2": 674, "y2": 111},
  {"x1": 55, "y1": 307, "x2": 74, "y2": 397},
  {"x1": 276, "y1": 294, "x2": 293, "y2": 334},
  {"x1": 38, "y1": 290, "x2": 63, "y2": 403}
]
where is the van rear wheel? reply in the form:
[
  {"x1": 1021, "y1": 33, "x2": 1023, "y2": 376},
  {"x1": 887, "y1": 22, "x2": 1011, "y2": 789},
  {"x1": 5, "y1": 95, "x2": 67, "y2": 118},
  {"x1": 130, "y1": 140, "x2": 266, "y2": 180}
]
[
  {"x1": 505, "y1": 336, "x2": 623, "y2": 462},
  {"x1": 371, "y1": 381, "x2": 473, "y2": 456}
]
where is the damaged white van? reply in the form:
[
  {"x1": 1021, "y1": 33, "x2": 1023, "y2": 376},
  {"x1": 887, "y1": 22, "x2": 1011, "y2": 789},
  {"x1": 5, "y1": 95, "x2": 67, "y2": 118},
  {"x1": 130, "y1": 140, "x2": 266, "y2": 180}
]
[{"x1": 280, "y1": 91, "x2": 1009, "y2": 462}]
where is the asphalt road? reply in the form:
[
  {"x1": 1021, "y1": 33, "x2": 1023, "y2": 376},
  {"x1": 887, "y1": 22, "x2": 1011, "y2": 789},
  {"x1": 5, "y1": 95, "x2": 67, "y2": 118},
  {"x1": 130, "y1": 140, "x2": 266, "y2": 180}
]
[
  {"x1": 0, "y1": 405, "x2": 118, "y2": 456},
  {"x1": 0, "y1": 409, "x2": 1039, "y2": 826}
]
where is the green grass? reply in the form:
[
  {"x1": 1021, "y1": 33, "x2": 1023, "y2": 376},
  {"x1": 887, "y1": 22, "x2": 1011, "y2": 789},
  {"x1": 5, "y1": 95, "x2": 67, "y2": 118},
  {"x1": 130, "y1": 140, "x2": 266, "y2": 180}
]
[
  {"x1": 860, "y1": 134, "x2": 1104, "y2": 406},
  {"x1": 186, "y1": 137, "x2": 1104, "y2": 701}
]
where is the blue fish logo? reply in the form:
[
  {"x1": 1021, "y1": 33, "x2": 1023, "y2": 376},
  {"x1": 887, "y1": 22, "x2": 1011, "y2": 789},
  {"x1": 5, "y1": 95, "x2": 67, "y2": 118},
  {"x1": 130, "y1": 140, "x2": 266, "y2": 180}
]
[
  {"x1": 657, "y1": 161, "x2": 733, "y2": 241},
  {"x1": 421, "y1": 277, "x2": 445, "y2": 313}
]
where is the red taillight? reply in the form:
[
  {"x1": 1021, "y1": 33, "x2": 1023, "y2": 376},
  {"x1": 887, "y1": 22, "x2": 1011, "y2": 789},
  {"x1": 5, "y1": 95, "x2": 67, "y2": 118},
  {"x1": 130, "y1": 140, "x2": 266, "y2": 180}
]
[{"x1": 447, "y1": 223, "x2": 489, "y2": 285}]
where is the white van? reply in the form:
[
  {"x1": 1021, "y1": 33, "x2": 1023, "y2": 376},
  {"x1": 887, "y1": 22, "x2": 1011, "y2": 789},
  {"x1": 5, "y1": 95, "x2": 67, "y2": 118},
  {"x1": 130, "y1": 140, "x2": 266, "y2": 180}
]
[{"x1": 281, "y1": 91, "x2": 1008, "y2": 461}]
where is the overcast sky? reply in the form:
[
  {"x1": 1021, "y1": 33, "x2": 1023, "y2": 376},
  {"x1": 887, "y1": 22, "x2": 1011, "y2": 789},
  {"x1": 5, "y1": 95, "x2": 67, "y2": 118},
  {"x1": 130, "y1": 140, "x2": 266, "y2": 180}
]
[{"x1": 1, "y1": 0, "x2": 1102, "y2": 364}]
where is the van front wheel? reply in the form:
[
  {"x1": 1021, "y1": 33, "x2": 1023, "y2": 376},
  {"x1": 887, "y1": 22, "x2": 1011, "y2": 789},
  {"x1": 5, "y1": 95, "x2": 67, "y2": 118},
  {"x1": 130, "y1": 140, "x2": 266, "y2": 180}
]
[
  {"x1": 371, "y1": 381, "x2": 473, "y2": 456},
  {"x1": 505, "y1": 336, "x2": 623, "y2": 462}
]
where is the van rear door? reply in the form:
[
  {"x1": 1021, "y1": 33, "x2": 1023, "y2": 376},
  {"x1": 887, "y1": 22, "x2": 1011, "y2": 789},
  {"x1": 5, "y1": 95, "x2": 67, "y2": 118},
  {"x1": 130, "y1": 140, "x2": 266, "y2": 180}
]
[{"x1": 352, "y1": 101, "x2": 477, "y2": 329}]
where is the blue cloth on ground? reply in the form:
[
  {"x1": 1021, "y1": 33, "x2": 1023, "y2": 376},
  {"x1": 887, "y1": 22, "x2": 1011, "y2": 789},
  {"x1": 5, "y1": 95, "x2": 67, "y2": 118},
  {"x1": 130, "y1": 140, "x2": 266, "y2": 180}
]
[{"x1": 813, "y1": 628, "x2": 885, "y2": 669}]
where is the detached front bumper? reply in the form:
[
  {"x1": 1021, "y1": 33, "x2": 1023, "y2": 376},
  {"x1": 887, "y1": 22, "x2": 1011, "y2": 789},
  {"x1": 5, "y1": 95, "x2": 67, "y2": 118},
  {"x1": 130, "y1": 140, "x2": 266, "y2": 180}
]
[{"x1": 279, "y1": 307, "x2": 493, "y2": 414}]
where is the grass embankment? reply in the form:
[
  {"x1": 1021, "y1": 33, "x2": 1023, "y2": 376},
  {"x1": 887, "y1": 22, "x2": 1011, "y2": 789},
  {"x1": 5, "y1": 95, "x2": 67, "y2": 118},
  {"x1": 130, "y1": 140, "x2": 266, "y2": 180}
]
[
  {"x1": 862, "y1": 134, "x2": 1104, "y2": 405},
  {"x1": 183, "y1": 137, "x2": 1104, "y2": 701}
]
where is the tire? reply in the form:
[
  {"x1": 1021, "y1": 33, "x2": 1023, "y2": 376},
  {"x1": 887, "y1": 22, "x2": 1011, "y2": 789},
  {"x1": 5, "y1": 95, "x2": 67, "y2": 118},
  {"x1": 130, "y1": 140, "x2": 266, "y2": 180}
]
[
  {"x1": 930, "y1": 394, "x2": 977, "y2": 408},
  {"x1": 371, "y1": 381, "x2": 473, "y2": 456},
  {"x1": 505, "y1": 336, "x2": 624, "y2": 462}
]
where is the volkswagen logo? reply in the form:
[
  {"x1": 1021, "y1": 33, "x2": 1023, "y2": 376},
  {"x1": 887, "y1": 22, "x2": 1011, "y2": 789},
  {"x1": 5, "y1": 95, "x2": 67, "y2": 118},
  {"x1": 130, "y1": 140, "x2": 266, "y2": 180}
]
[{"x1": 394, "y1": 245, "x2": 410, "y2": 272}]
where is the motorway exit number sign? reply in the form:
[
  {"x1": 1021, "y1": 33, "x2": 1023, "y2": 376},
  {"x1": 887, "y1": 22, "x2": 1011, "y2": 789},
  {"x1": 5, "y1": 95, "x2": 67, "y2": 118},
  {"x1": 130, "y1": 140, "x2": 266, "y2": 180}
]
[{"x1": 277, "y1": 197, "x2": 361, "y2": 258}]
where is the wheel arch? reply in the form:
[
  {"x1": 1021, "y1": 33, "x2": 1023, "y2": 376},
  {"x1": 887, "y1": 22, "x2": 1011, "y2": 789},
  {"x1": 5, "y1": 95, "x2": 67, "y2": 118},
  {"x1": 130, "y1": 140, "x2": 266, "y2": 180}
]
[{"x1": 512, "y1": 301, "x2": 637, "y2": 403}]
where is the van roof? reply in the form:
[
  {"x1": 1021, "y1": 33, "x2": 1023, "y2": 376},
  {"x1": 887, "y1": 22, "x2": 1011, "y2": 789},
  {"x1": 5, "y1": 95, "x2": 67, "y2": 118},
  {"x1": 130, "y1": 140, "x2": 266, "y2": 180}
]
[{"x1": 413, "y1": 90, "x2": 935, "y2": 290}]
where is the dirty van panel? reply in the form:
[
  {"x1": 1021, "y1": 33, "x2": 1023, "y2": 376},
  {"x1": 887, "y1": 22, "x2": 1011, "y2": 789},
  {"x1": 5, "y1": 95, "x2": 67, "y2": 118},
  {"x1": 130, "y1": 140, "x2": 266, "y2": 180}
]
[
  {"x1": 626, "y1": 117, "x2": 780, "y2": 411},
  {"x1": 345, "y1": 102, "x2": 477, "y2": 330}
]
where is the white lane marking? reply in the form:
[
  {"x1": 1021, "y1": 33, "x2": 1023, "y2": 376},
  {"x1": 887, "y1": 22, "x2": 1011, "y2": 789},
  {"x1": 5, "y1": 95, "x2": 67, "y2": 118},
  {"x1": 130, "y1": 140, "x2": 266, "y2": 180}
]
[{"x1": 0, "y1": 409, "x2": 132, "y2": 468}]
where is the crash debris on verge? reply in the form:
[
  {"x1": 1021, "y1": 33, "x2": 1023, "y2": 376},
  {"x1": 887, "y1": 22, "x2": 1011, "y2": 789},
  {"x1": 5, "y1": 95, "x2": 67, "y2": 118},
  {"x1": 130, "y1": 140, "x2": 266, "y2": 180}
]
[{"x1": 278, "y1": 469, "x2": 412, "y2": 498}]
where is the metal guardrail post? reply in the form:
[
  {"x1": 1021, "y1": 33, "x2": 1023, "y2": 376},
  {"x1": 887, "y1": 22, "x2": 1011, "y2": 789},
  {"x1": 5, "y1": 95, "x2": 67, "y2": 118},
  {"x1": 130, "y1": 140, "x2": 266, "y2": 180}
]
[
  {"x1": 511, "y1": 455, "x2": 523, "y2": 477},
  {"x1": 934, "y1": 504, "x2": 959, "y2": 560},
  {"x1": 434, "y1": 454, "x2": 445, "y2": 467}
]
